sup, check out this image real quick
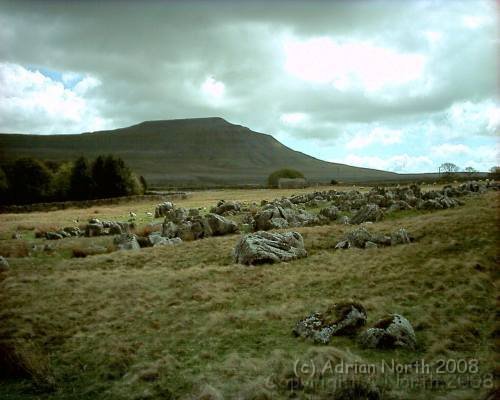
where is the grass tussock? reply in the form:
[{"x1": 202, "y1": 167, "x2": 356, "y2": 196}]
[
  {"x1": 0, "y1": 341, "x2": 56, "y2": 392},
  {"x1": 0, "y1": 190, "x2": 497, "y2": 399}
]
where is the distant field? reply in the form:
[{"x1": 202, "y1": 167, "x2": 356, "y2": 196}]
[{"x1": 0, "y1": 187, "x2": 498, "y2": 399}]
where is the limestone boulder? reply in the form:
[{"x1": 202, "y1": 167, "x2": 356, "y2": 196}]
[
  {"x1": 233, "y1": 231, "x2": 307, "y2": 265},
  {"x1": 359, "y1": 314, "x2": 416, "y2": 350},
  {"x1": 350, "y1": 204, "x2": 384, "y2": 225}
]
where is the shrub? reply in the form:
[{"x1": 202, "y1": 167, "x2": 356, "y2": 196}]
[
  {"x1": 330, "y1": 179, "x2": 339, "y2": 186},
  {"x1": 267, "y1": 168, "x2": 305, "y2": 188}
]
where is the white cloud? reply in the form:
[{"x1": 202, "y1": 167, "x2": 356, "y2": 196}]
[
  {"x1": 431, "y1": 143, "x2": 471, "y2": 156},
  {"x1": 280, "y1": 112, "x2": 309, "y2": 125},
  {"x1": 340, "y1": 154, "x2": 433, "y2": 173},
  {"x1": 283, "y1": 36, "x2": 426, "y2": 92},
  {"x1": 0, "y1": 62, "x2": 110, "y2": 133},
  {"x1": 446, "y1": 100, "x2": 500, "y2": 136},
  {"x1": 201, "y1": 76, "x2": 225, "y2": 101},
  {"x1": 346, "y1": 127, "x2": 402, "y2": 149},
  {"x1": 462, "y1": 15, "x2": 489, "y2": 29}
]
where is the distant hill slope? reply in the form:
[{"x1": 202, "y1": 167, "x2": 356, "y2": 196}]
[{"x1": 0, "y1": 117, "x2": 403, "y2": 185}]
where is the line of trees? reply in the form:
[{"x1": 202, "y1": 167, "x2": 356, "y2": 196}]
[{"x1": 0, "y1": 155, "x2": 146, "y2": 205}]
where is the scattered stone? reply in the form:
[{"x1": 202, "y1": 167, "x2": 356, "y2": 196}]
[
  {"x1": 164, "y1": 208, "x2": 188, "y2": 224},
  {"x1": 0, "y1": 256, "x2": 9, "y2": 270},
  {"x1": 233, "y1": 231, "x2": 307, "y2": 265},
  {"x1": 85, "y1": 221, "x2": 104, "y2": 237},
  {"x1": 113, "y1": 233, "x2": 140, "y2": 250},
  {"x1": 210, "y1": 200, "x2": 241, "y2": 215},
  {"x1": 319, "y1": 205, "x2": 339, "y2": 221},
  {"x1": 45, "y1": 231, "x2": 63, "y2": 240},
  {"x1": 154, "y1": 201, "x2": 174, "y2": 218},
  {"x1": 62, "y1": 226, "x2": 82, "y2": 236},
  {"x1": 151, "y1": 235, "x2": 182, "y2": 247},
  {"x1": 350, "y1": 204, "x2": 384, "y2": 225},
  {"x1": 336, "y1": 227, "x2": 412, "y2": 249},
  {"x1": 205, "y1": 213, "x2": 239, "y2": 236},
  {"x1": 359, "y1": 314, "x2": 416, "y2": 350},
  {"x1": 293, "y1": 302, "x2": 367, "y2": 344},
  {"x1": 390, "y1": 228, "x2": 412, "y2": 245},
  {"x1": 11, "y1": 232, "x2": 21, "y2": 240}
]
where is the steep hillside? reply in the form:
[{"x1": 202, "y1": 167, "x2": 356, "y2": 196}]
[{"x1": 0, "y1": 117, "x2": 400, "y2": 185}]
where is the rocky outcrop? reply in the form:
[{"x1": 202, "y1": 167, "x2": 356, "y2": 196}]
[
  {"x1": 335, "y1": 227, "x2": 412, "y2": 249},
  {"x1": 233, "y1": 231, "x2": 307, "y2": 265},
  {"x1": 113, "y1": 233, "x2": 140, "y2": 250},
  {"x1": 210, "y1": 200, "x2": 241, "y2": 215},
  {"x1": 154, "y1": 201, "x2": 174, "y2": 218},
  {"x1": 205, "y1": 213, "x2": 239, "y2": 235},
  {"x1": 149, "y1": 233, "x2": 182, "y2": 247},
  {"x1": 293, "y1": 302, "x2": 367, "y2": 344},
  {"x1": 359, "y1": 314, "x2": 416, "y2": 350},
  {"x1": 350, "y1": 204, "x2": 384, "y2": 225},
  {"x1": 319, "y1": 205, "x2": 340, "y2": 221},
  {"x1": 84, "y1": 219, "x2": 131, "y2": 237},
  {"x1": 253, "y1": 203, "x2": 319, "y2": 231}
]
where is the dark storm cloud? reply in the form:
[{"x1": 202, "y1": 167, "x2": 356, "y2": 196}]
[{"x1": 0, "y1": 0, "x2": 497, "y2": 159}]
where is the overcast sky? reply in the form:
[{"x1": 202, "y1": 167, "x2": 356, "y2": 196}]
[{"x1": 0, "y1": 0, "x2": 498, "y2": 172}]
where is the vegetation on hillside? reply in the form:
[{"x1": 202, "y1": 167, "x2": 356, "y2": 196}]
[
  {"x1": 0, "y1": 155, "x2": 145, "y2": 205},
  {"x1": 267, "y1": 168, "x2": 305, "y2": 188}
]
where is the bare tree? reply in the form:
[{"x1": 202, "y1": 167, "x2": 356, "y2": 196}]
[
  {"x1": 464, "y1": 166, "x2": 478, "y2": 177},
  {"x1": 439, "y1": 162, "x2": 459, "y2": 174}
]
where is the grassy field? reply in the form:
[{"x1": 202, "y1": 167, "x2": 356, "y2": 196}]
[{"x1": 0, "y1": 188, "x2": 498, "y2": 399}]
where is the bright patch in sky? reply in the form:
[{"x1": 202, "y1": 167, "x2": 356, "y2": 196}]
[
  {"x1": 201, "y1": 76, "x2": 225, "y2": 101},
  {"x1": 341, "y1": 154, "x2": 433, "y2": 172},
  {"x1": 283, "y1": 37, "x2": 426, "y2": 91},
  {"x1": 346, "y1": 127, "x2": 402, "y2": 149},
  {"x1": 280, "y1": 112, "x2": 308, "y2": 125}
]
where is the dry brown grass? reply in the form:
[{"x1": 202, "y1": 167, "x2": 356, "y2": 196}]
[{"x1": 0, "y1": 190, "x2": 498, "y2": 399}]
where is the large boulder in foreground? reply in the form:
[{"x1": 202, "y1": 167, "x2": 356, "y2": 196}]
[
  {"x1": 293, "y1": 302, "x2": 367, "y2": 344},
  {"x1": 359, "y1": 314, "x2": 416, "y2": 350},
  {"x1": 350, "y1": 204, "x2": 384, "y2": 225},
  {"x1": 233, "y1": 231, "x2": 307, "y2": 265}
]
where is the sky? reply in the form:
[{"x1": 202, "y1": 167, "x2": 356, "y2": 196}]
[{"x1": 0, "y1": 0, "x2": 498, "y2": 173}]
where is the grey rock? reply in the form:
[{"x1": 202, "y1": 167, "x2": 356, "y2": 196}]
[
  {"x1": 319, "y1": 205, "x2": 339, "y2": 221},
  {"x1": 154, "y1": 201, "x2": 174, "y2": 218},
  {"x1": 0, "y1": 256, "x2": 9, "y2": 270},
  {"x1": 113, "y1": 233, "x2": 140, "y2": 250},
  {"x1": 152, "y1": 237, "x2": 182, "y2": 247},
  {"x1": 205, "y1": 213, "x2": 238, "y2": 236},
  {"x1": 233, "y1": 231, "x2": 307, "y2": 265},
  {"x1": 211, "y1": 200, "x2": 241, "y2": 215},
  {"x1": 85, "y1": 222, "x2": 104, "y2": 237},
  {"x1": 45, "y1": 231, "x2": 63, "y2": 240},
  {"x1": 391, "y1": 228, "x2": 411, "y2": 245},
  {"x1": 63, "y1": 226, "x2": 81, "y2": 236},
  {"x1": 162, "y1": 221, "x2": 178, "y2": 238},
  {"x1": 359, "y1": 314, "x2": 416, "y2": 350},
  {"x1": 294, "y1": 302, "x2": 367, "y2": 344},
  {"x1": 345, "y1": 227, "x2": 374, "y2": 248},
  {"x1": 350, "y1": 204, "x2": 384, "y2": 225},
  {"x1": 268, "y1": 217, "x2": 289, "y2": 229},
  {"x1": 163, "y1": 208, "x2": 188, "y2": 224}
]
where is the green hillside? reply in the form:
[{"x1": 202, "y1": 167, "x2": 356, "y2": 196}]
[{"x1": 0, "y1": 117, "x2": 401, "y2": 185}]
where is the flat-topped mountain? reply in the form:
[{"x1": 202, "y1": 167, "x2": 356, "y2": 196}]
[{"x1": 0, "y1": 117, "x2": 400, "y2": 185}]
